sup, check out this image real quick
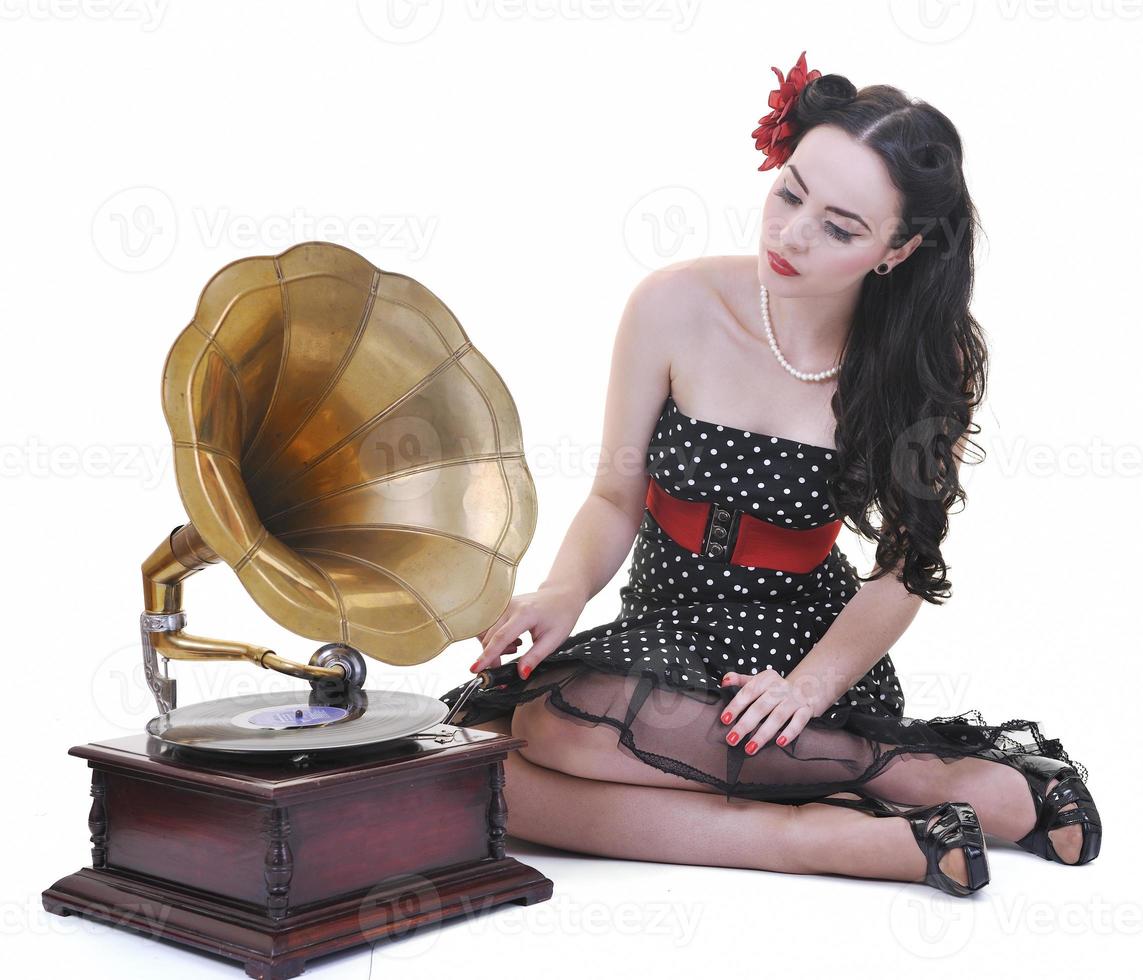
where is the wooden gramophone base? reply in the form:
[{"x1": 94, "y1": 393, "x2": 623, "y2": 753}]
[{"x1": 42, "y1": 729, "x2": 553, "y2": 979}]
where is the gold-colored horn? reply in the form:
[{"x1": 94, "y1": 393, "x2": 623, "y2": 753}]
[{"x1": 140, "y1": 241, "x2": 537, "y2": 712}]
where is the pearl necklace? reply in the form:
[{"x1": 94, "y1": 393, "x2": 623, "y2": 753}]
[{"x1": 759, "y1": 283, "x2": 841, "y2": 382}]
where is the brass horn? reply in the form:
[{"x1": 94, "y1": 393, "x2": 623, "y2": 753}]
[{"x1": 140, "y1": 242, "x2": 537, "y2": 713}]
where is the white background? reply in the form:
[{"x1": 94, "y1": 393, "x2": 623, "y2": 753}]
[{"x1": 3, "y1": 1, "x2": 1141, "y2": 976}]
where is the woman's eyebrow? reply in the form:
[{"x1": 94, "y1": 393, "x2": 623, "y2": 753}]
[{"x1": 787, "y1": 164, "x2": 871, "y2": 233}]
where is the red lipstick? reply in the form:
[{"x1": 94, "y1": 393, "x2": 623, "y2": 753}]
[{"x1": 767, "y1": 250, "x2": 800, "y2": 277}]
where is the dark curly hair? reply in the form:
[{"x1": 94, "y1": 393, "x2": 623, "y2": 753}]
[{"x1": 782, "y1": 74, "x2": 989, "y2": 605}]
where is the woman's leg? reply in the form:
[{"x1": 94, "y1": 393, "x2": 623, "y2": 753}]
[
  {"x1": 465, "y1": 713, "x2": 967, "y2": 885},
  {"x1": 859, "y1": 751, "x2": 1083, "y2": 863},
  {"x1": 500, "y1": 665, "x2": 1081, "y2": 864}
]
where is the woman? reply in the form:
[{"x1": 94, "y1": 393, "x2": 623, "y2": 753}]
[{"x1": 437, "y1": 52, "x2": 1101, "y2": 897}]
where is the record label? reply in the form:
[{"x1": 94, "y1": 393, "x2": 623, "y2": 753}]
[{"x1": 232, "y1": 703, "x2": 351, "y2": 730}]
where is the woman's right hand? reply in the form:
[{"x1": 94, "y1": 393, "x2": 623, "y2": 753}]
[{"x1": 470, "y1": 583, "x2": 587, "y2": 680}]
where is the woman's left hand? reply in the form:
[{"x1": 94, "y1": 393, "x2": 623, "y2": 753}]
[{"x1": 719, "y1": 669, "x2": 817, "y2": 754}]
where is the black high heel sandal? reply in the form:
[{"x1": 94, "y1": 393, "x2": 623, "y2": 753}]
[
  {"x1": 900, "y1": 801, "x2": 991, "y2": 896},
  {"x1": 995, "y1": 753, "x2": 1102, "y2": 865},
  {"x1": 817, "y1": 793, "x2": 990, "y2": 897}
]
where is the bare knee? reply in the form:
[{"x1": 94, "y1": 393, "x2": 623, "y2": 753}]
[
  {"x1": 511, "y1": 695, "x2": 568, "y2": 765},
  {"x1": 512, "y1": 694, "x2": 615, "y2": 772}
]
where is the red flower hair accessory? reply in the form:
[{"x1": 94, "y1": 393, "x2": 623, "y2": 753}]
[{"x1": 751, "y1": 50, "x2": 822, "y2": 171}]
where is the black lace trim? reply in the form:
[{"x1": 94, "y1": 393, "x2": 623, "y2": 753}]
[{"x1": 442, "y1": 656, "x2": 1088, "y2": 808}]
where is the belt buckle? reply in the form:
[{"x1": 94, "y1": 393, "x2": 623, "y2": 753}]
[{"x1": 701, "y1": 503, "x2": 742, "y2": 563}]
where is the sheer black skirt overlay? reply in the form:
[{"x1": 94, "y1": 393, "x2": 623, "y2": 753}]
[{"x1": 442, "y1": 654, "x2": 1087, "y2": 814}]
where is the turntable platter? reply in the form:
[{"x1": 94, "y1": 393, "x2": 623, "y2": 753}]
[{"x1": 145, "y1": 688, "x2": 450, "y2": 753}]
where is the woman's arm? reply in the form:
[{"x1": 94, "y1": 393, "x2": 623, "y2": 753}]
[
  {"x1": 538, "y1": 493, "x2": 647, "y2": 606},
  {"x1": 786, "y1": 428, "x2": 972, "y2": 714},
  {"x1": 785, "y1": 566, "x2": 924, "y2": 715},
  {"x1": 537, "y1": 263, "x2": 695, "y2": 604}
]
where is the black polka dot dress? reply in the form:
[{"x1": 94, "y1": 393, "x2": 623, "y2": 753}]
[{"x1": 438, "y1": 393, "x2": 1090, "y2": 807}]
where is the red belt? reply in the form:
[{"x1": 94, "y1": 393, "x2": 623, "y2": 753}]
[{"x1": 644, "y1": 477, "x2": 841, "y2": 573}]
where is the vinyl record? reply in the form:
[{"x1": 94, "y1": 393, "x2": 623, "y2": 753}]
[{"x1": 145, "y1": 688, "x2": 450, "y2": 754}]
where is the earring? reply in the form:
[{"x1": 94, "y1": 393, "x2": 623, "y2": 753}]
[{"x1": 875, "y1": 262, "x2": 890, "y2": 275}]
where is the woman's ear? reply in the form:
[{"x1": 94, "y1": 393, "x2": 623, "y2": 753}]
[{"x1": 896, "y1": 232, "x2": 924, "y2": 266}]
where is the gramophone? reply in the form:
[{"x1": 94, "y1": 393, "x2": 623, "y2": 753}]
[{"x1": 42, "y1": 242, "x2": 552, "y2": 978}]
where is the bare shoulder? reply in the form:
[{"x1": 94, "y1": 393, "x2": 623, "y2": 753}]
[
  {"x1": 630, "y1": 256, "x2": 710, "y2": 306},
  {"x1": 629, "y1": 256, "x2": 752, "y2": 368},
  {"x1": 587, "y1": 257, "x2": 730, "y2": 517},
  {"x1": 622, "y1": 256, "x2": 729, "y2": 346}
]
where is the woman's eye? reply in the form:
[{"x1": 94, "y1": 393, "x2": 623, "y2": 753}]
[{"x1": 773, "y1": 187, "x2": 856, "y2": 243}]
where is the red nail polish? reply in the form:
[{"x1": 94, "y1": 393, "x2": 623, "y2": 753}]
[
  {"x1": 726, "y1": 732, "x2": 739, "y2": 745},
  {"x1": 469, "y1": 661, "x2": 480, "y2": 672},
  {"x1": 520, "y1": 665, "x2": 531, "y2": 679},
  {"x1": 776, "y1": 735, "x2": 787, "y2": 747},
  {"x1": 745, "y1": 741, "x2": 758, "y2": 754},
  {"x1": 720, "y1": 711, "x2": 732, "y2": 724}
]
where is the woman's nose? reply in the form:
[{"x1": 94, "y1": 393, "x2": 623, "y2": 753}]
[{"x1": 778, "y1": 218, "x2": 812, "y2": 251}]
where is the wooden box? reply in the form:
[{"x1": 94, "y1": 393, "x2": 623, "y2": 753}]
[{"x1": 42, "y1": 725, "x2": 552, "y2": 978}]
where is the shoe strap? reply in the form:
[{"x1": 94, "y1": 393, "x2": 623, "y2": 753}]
[{"x1": 1035, "y1": 774, "x2": 1101, "y2": 834}]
